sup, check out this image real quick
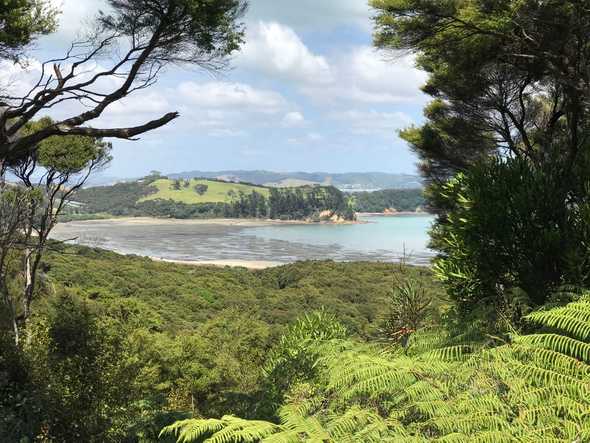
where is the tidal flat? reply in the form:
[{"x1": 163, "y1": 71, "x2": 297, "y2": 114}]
[{"x1": 50, "y1": 215, "x2": 435, "y2": 267}]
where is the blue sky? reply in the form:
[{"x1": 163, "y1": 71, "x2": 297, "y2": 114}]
[{"x1": 9, "y1": 0, "x2": 430, "y2": 178}]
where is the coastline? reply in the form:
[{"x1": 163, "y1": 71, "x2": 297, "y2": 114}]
[
  {"x1": 150, "y1": 257, "x2": 283, "y2": 270},
  {"x1": 356, "y1": 211, "x2": 432, "y2": 217},
  {"x1": 50, "y1": 215, "x2": 434, "y2": 269},
  {"x1": 57, "y1": 216, "x2": 364, "y2": 227}
]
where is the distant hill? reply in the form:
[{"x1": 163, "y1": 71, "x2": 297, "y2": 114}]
[
  {"x1": 167, "y1": 170, "x2": 423, "y2": 191},
  {"x1": 67, "y1": 176, "x2": 355, "y2": 221}
]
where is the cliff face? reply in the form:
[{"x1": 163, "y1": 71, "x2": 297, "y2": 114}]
[{"x1": 317, "y1": 210, "x2": 356, "y2": 224}]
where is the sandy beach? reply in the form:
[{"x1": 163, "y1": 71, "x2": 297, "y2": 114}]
[
  {"x1": 65, "y1": 217, "x2": 302, "y2": 227},
  {"x1": 150, "y1": 257, "x2": 283, "y2": 270}
]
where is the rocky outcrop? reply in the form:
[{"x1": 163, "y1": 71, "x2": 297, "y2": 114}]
[{"x1": 315, "y1": 210, "x2": 355, "y2": 224}]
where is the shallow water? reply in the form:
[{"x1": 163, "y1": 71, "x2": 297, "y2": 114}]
[{"x1": 50, "y1": 215, "x2": 435, "y2": 265}]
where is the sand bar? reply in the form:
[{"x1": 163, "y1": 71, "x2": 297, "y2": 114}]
[{"x1": 150, "y1": 257, "x2": 283, "y2": 270}]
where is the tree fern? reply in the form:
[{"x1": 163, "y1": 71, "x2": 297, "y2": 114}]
[{"x1": 163, "y1": 297, "x2": 590, "y2": 442}]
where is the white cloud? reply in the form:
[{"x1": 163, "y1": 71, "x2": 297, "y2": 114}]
[
  {"x1": 47, "y1": 0, "x2": 106, "y2": 42},
  {"x1": 281, "y1": 111, "x2": 306, "y2": 128},
  {"x1": 330, "y1": 110, "x2": 415, "y2": 136},
  {"x1": 178, "y1": 81, "x2": 286, "y2": 112},
  {"x1": 302, "y1": 47, "x2": 428, "y2": 105},
  {"x1": 0, "y1": 59, "x2": 42, "y2": 99},
  {"x1": 239, "y1": 22, "x2": 333, "y2": 85}
]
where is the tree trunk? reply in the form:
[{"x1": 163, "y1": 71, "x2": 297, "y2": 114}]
[
  {"x1": 1, "y1": 278, "x2": 19, "y2": 346},
  {"x1": 22, "y1": 248, "x2": 34, "y2": 344}
]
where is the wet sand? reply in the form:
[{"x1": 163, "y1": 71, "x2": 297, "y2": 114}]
[
  {"x1": 50, "y1": 216, "x2": 434, "y2": 267},
  {"x1": 71, "y1": 217, "x2": 303, "y2": 227},
  {"x1": 150, "y1": 257, "x2": 282, "y2": 269}
]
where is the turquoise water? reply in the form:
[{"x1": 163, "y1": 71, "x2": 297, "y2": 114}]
[
  {"x1": 51, "y1": 215, "x2": 435, "y2": 265},
  {"x1": 239, "y1": 215, "x2": 435, "y2": 264}
]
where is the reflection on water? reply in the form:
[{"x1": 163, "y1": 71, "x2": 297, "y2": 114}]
[{"x1": 50, "y1": 215, "x2": 435, "y2": 265}]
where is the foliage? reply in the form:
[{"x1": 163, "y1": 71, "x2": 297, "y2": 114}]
[
  {"x1": 350, "y1": 188, "x2": 425, "y2": 213},
  {"x1": 267, "y1": 186, "x2": 354, "y2": 221},
  {"x1": 372, "y1": 0, "x2": 590, "y2": 321},
  {"x1": 44, "y1": 246, "x2": 441, "y2": 337},
  {"x1": 380, "y1": 278, "x2": 432, "y2": 350},
  {"x1": 67, "y1": 180, "x2": 159, "y2": 216},
  {"x1": 0, "y1": 247, "x2": 444, "y2": 441},
  {"x1": 261, "y1": 311, "x2": 347, "y2": 415},
  {"x1": 0, "y1": 0, "x2": 57, "y2": 61},
  {"x1": 69, "y1": 178, "x2": 356, "y2": 221},
  {"x1": 0, "y1": 331, "x2": 43, "y2": 440},
  {"x1": 163, "y1": 294, "x2": 590, "y2": 442},
  {"x1": 195, "y1": 184, "x2": 209, "y2": 195},
  {"x1": 372, "y1": 0, "x2": 590, "y2": 185},
  {"x1": 29, "y1": 292, "x2": 139, "y2": 442},
  {"x1": 1, "y1": 0, "x2": 247, "y2": 166},
  {"x1": 431, "y1": 157, "x2": 590, "y2": 318}
]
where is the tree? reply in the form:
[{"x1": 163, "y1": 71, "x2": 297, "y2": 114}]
[
  {"x1": 372, "y1": 0, "x2": 590, "y2": 187},
  {"x1": 1, "y1": 119, "x2": 111, "y2": 345},
  {"x1": 380, "y1": 278, "x2": 431, "y2": 352},
  {"x1": 29, "y1": 292, "x2": 138, "y2": 442},
  {"x1": 171, "y1": 179, "x2": 182, "y2": 191},
  {"x1": 431, "y1": 157, "x2": 590, "y2": 318},
  {"x1": 194, "y1": 183, "x2": 208, "y2": 195},
  {"x1": 0, "y1": 0, "x2": 58, "y2": 61},
  {"x1": 372, "y1": 0, "x2": 590, "y2": 312},
  {"x1": 0, "y1": 0, "x2": 247, "y2": 169},
  {"x1": 0, "y1": 186, "x2": 34, "y2": 341}
]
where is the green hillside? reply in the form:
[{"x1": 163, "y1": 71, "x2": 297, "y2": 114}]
[
  {"x1": 139, "y1": 178, "x2": 270, "y2": 204},
  {"x1": 67, "y1": 176, "x2": 354, "y2": 221}
]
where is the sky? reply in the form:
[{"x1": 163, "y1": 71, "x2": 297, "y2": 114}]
[{"x1": 4, "y1": 0, "x2": 430, "y2": 178}]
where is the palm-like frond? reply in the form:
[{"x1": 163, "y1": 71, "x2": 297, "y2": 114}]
[
  {"x1": 163, "y1": 297, "x2": 590, "y2": 442},
  {"x1": 159, "y1": 416, "x2": 284, "y2": 443}
]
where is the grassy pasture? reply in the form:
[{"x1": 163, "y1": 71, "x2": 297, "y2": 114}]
[{"x1": 139, "y1": 179, "x2": 270, "y2": 204}]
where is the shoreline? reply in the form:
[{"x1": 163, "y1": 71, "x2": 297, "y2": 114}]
[
  {"x1": 58, "y1": 216, "x2": 365, "y2": 227},
  {"x1": 150, "y1": 257, "x2": 283, "y2": 270},
  {"x1": 356, "y1": 211, "x2": 432, "y2": 217}
]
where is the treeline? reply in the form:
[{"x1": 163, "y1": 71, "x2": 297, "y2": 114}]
[
  {"x1": 68, "y1": 181, "x2": 356, "y2": 221},
  {"x1": 68, "y1": 179, "x2": 159, "y2": 216},
  {"x1": 219, "y1": 186, "x2": 355, "y2": 220},
  {"x1": 350, "y1": 188, "x2": 425, "y2": 213}
]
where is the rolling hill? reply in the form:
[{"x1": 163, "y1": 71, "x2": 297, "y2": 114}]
[
  {"x1": 139, "y1": 178, "x2": 270, "y2": 204},
  {"x1": 167, "y1": 170, "x2": 423, "y2": 190},
  {"x1": 67, "y1": 176, "x2": 355, "y2": 221}
]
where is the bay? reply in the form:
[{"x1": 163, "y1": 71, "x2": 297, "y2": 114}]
[{"x1": 50, "y1": 214, "x2": 435, "y2": 266}]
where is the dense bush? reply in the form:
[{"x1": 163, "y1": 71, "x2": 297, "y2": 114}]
[
  {"x1": 164, "y1": 295, "x2": 590, "y2": 442},
  {"x1": 350, "y1": 188, "x2": 425, "y2": 213},
  {"x1": 431, "y1": 157, "x2": 590, "y2": 319},
  {"x1": 2, "y1": 249, "x2": 444, "y2": 441}
]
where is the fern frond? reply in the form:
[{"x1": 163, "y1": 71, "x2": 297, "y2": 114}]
[
  {"x1": 515, "y1": 333, "x2": 590, "y2": 362},
  {"x1": 510, "y1": 344, "x2": 590, "y2": 378},
  {"x1": 426, "y1": 412, "x2": 509, "y2": 434},
  {"x1": 422, "y1": 345, "x2": 474, "y2": 362},
  {"x1": 159, "y1": 416, "x2": 283, "y2": 443},
  {"x1": 526, "y1": 304, "x2": 590, "y2": 341}
]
